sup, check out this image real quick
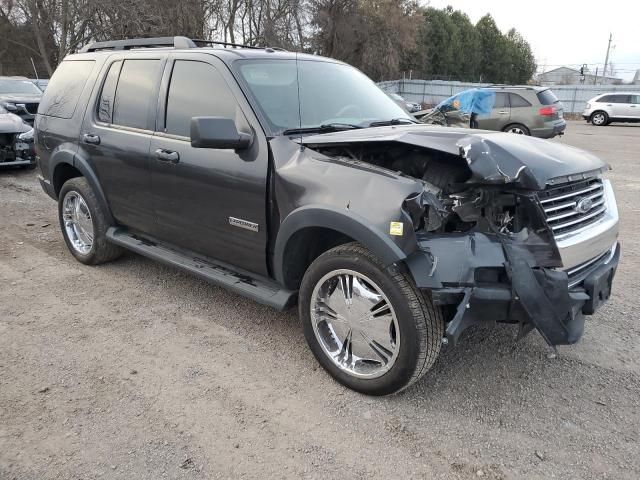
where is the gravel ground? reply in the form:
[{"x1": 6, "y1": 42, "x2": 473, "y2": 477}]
[{"x1": 1, "y1": 121, "x2": 639, "y2": 480}]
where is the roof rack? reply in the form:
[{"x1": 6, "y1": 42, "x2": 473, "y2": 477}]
[{"x1": 79, "y1": 36, "x2": 286, "y2": 53}]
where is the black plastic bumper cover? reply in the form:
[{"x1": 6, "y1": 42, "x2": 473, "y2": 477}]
[{"x1": 407, "y1": 234, "x2": 620, "y2": 346}]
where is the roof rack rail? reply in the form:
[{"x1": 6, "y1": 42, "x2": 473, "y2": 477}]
[
  {"x1": 191, "y1": 39, "x2": 262, "y2": 50},
  {"x1": 78, "y1": 36, "x2": 287, "y2": 53},
  {"x1": 79, "y1": 36, "x2": 196, "y2": 53}
]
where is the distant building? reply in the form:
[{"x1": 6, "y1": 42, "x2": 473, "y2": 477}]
[{"x1": 537, "y1": 66, "x2": 622, "y2": 86}]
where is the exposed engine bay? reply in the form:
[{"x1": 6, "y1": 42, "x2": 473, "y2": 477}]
[
  {"x1": 270, "y1": 125, "x2": 618, "y2": 348},
  {"x1": 0, "y1": 107, "x2": 35, "y2": 167}
]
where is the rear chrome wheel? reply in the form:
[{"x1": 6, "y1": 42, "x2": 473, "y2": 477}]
[
  {"x1": 62, "y1": 191, "x2": 94, "y2": 255},
  {"x1": 311, "y1": 269, "x2": 400, "y2": 379},
  {"x1": 504, "y1": 123, "x2": 530, "y2": 135}
]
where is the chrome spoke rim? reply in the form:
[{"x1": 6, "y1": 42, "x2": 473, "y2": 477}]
[
  {"x1": 62, "y1": 192, "x2": 94, "y2": 255},
  {"x1": 311, "y1": 269, "x2": 399, "y2": 379}
]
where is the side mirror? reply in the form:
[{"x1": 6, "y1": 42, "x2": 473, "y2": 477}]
[{"x1": 190, "y1": 116, "x2": 253, "y2": 150}]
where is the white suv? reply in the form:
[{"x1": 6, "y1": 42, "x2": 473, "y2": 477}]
[{"x1": 583, "y1": 92, "x2": 640, "y2": 126}]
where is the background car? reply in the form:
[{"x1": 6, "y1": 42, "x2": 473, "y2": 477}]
[
  {"x1": 30, "y1": 79, "x2": 49, "y2": 91},
  {"x1": 0, "y1": 104, "x2": 36, "y2": 168},
  {"x1": 583, "y1": 93, "x2": 640, "y2": 126},
  {"x1": 0, "y1": 76, "x2": 43, "y2": 125},
  {"x1": 388, "y1": 92, "x2": 422, "y2": 113},
  {"x1": 476, "y1": 86, "x2": 566, "y2": 138}
]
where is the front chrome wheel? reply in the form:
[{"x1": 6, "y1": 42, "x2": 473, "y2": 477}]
[
  {"x1": 310, "y1": 269, "x2": 400, "y2": 379},
  {"x1": 592, "y1": 112, "x2": 606, "y2": 125},
  {"x1": 62, "y1": 191, "x2": 94, "y2": 255}
]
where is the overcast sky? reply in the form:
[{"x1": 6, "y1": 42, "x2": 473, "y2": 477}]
[{"x1": 424, "y1": 0, "x2": 640, "y2": 80}]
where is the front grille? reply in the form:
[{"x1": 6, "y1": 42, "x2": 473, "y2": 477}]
[{"x1": 538, "y1": 177, "x2": 606, "y2": 236}]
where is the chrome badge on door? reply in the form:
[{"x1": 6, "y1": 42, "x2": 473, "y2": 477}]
[{"x1": 229, "y1": 217, "x2": 259, "y2": 232}]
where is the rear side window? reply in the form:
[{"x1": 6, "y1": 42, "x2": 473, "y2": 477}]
[
  {"x1": 164, "y1": 60, "x2": 239, "y2": 137},
  {"x1": 97, "y1": 61, "x2": 122, "y2": 123},
  {"x1": 536, "y1": 89, "x2": 559, "y2": 105},
  {"x1": 112, "y1": 59, "x2": 161, "y2": 130},
  {"x1": 38, "y1": 60, "x2": 94, "y2": 119},
  {"x1": 494, "y1": 92, "x2": 509, "y2": 108},
  {"x1": 509, "y1": 93, "x2": 532, "y2": 107}
]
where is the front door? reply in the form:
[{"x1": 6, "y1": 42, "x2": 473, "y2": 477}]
[{"x1": 150, "y1": 54, "x2": 270, "y2": 276}]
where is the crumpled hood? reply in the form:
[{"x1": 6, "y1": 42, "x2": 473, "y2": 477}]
[
  {"x1": 0, "y1": 112, "x2": 32, "y2": 134},
  {"x1": 300, "y1": 125, "x2": 608, "y2": 190}
]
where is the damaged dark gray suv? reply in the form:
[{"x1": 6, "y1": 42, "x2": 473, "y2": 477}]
[{"x1": 35, "y1": 37, "x2": 620, "y2": 395}]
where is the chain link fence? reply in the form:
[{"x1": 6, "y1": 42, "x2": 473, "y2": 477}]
[{"x1": 378, "y1": 79, "x2": 640, "y2": 114}]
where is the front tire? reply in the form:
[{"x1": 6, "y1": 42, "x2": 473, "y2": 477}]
[
  {"x1": 299, "y1": 243, "x2": 444, "y2": 395},
  {"x1": 591, "y1": 111, "x2": 609, "y2": 126},
  {"x1": 58, "y1": 177, "x2": 122, "y2": 265}
]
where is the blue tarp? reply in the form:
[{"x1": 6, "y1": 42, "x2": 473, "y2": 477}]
[{"x1": 435, "y1": 88, "x2": 496, "y2": 115}]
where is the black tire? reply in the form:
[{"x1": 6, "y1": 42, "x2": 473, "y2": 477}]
[
  {"x1": 58, "y1": 177, "x2": 122, "y2": 265},
  {"x1": 299, "y1": 243, "x2": 444, "y2": 395},
  {"x1": 503, "y1": 123, "x2": 531, "y2": 135},
  {"x1": 590, "y1": 111, "x2": 609, "y2": 126}
]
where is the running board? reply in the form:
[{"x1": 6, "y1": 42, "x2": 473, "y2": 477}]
[{"x1": 106, "y1": 227, "x2": 296, "y2": 311}]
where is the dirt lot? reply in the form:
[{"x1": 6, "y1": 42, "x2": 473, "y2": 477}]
[{"x1": 0, "y1": 120, "x2": 639, "y2": 480}]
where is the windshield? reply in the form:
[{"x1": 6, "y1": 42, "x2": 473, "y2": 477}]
[
  {"x1": 0, "y1": 79, "x2": 42, "y2": 95},
  {"x1": 236, "y1": 59, "x2": 412, "y2": 134}
]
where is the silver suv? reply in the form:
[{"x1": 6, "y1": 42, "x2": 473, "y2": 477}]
[
  {"x1": 583, "y1": 93, "x2": 640, "y2": 126},
  {"x1": 478, "y1": 86, "x2": 566, "y2": 138}
]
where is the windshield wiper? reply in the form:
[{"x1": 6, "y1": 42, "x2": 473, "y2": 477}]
[
  {"x1": 282, "y1": 123, "x2": 363, "y2": 136},
  {"x1": 369, "y1": 118, "x2": 418, "y2": 127}
]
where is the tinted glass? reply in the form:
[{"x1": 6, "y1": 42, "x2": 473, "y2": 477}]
[
  {"x1": 632, "y1": 95, "x2": 640, "y2": 105},
  {"x1": 165, "y1": 61, "x2": 238, "y2": 137},
  {"x1": 38, "y1": 60, "x2": 94, "y2": 118},
  {"x1": 509, "y1": 93, "x2": 532, "y2": 107},
  {"x1": 494, "y1": 92, "x2": 509, "y2": 108},
  {"x1": 598, "y1": 95, "x2": 615, "y2": 103},
  {"x1": 97, "y1": 61, "x2": 122, "y2": 123},
  {"x1": 0, "y1": 79, "x2": 42, "y2": 95},
  {"x1": 536, "y1": 89, "x2": 559, "y2": 105},
  {"x1": 237, "y1": 59, "x2": 411, "y2": 134},
  {"x1": 113, "y1": 59, "x2": 161, "y2": 129},
  {"x1": 612, "y1": 95, "x2": 631, "y2": 103}
]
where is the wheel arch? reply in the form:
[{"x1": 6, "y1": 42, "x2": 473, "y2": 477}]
[
  {"x1": 50, "y1": 150, "x2": 115, "y2": 225},
  {"x1": 273, "y1": 205, "x2": 407, "y2": 290}
]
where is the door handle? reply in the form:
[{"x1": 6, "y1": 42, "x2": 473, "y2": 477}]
[
  {"x1": 630, "y1": 105, "x2": 637, "y2": 108},
  {"x1": 82, "y1": 133, "x2": 101, "y2": 145},
  {"x1": 155, "y1": 149, "x2": 180, "y2": 164},
  {"x1": 498, "y1": 110, "x2": 509, "y2": 114}
]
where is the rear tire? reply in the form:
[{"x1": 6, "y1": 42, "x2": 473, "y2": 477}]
[
  {"x1": 590, "y1": 111, "x2": 609, "y2": 126},
  {"x1": 503, "y1": 123, "x2": 530, "y2": 135},
  {"x1": 58, "y1": 177, "x2": 123, "y2": 265},
  {"x1": 299, "y1": 243, "x2": 444, "y2": 395}
]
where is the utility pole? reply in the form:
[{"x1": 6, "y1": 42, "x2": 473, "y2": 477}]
[{"x1": 603, "y1": 33, "x2": 613, "y2": 78}]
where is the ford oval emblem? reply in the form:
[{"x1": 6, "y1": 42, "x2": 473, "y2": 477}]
[{"x1": 575, "y1": 197, "x2": 593, "y2": 214}]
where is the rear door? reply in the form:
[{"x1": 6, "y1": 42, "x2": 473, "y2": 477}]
[
  {"x1": 477, "y1": 91, "x2": 510, "y2": 131},
  {"x1": 149, "y1": 53, "x2": 270, "y2": 276},
  {"x1": 506, "y1": 92, "x2": 533, "y2": 127},
  {"x1": 80, "y1": 54, "x2": 165, "y2": 233}
]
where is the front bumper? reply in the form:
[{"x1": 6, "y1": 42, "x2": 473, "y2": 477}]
[{"x1": 406, "y1": 232, "x2": 620, "y2": 346}]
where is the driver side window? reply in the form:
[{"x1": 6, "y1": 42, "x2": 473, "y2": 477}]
[{"x1": 164, "y1": 60, "x2": 246, "y2": 137}]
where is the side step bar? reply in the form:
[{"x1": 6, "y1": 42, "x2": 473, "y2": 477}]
[{"x1": 106, "y1": 227, "x2": 296, "y2": 311}]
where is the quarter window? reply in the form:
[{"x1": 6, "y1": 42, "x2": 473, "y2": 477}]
[
  {"x1": 112, "y1": 59, "x2": 161, "y2": 130},
  {"x1": 165, "y1": 60, "x2": 239, "y2": 137},
  {"x1": 38, "y1": 60, "x2": 95, "y2": 119}
]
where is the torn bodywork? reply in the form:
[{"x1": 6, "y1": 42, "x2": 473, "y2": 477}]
[
  {"x1": 270, "y1": 125, "x2": 619, "y2": 346},
  {"x1": 0, "y1": 107, "x2": 35, "y2": 167}
]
